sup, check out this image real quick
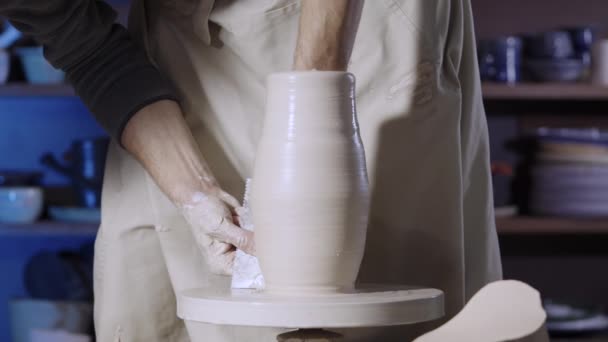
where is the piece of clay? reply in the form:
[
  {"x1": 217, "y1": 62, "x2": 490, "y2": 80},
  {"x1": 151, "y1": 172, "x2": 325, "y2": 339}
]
[
  {"x1": 413, "y1": 280, "x2": 548, "y2": 342},
  {"x1": 250, "y1": 71, "x2": 369, "y2": 294}
]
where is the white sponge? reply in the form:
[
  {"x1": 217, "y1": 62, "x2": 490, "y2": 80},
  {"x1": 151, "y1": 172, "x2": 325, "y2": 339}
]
[{"x1": 231, "y1": 179, "x2": 265, "y2": 289}]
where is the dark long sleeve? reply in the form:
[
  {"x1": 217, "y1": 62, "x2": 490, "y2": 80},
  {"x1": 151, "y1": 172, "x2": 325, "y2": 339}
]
[{"x1": 0, "y1": 0, "x2": 178, "y2": 141}]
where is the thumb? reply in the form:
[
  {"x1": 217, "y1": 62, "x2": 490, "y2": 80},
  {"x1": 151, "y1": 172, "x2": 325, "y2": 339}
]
[{"x1": 216, "y1": 190, "x2": 241, "y2": 209}]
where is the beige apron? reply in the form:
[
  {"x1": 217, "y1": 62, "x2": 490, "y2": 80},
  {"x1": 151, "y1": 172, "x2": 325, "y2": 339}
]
[{"x1": 94, "y1": 0, "x2": 502, "y2": 341}]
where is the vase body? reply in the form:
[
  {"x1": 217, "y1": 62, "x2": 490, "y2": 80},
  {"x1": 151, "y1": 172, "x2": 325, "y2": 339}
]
[{"x1": 250, "y1": 71, "x2": 370, "y2": 294}]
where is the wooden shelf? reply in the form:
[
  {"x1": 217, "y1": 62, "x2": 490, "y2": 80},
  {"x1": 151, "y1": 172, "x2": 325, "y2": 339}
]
[
  {"x1": 0, "y1": 84, "x2": 75, "y2": 97},
  {"x1": 496, "y1": 216, "x2": 608, "y2": 235},
  {"x1": 0, "y1": 220, "x2": 98, "y2": 237},
  {"x1": 482, "y1": 82, "x2": 608, "y2": 101}
]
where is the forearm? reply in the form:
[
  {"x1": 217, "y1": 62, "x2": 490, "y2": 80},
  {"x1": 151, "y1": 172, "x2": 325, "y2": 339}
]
[
  {"x1": 122, "y1": 100, "x2": 254, "y2": 266},
  {"x1": 293, "y1": 0, "x2": 364, "y2": 71},
  {"x1": 121, "y1": 100, "x2": 218, "y2": 205}
]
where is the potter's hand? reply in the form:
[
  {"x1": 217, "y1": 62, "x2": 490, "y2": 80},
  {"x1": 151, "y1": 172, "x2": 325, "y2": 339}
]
[
  {"x1": 121, "y1": 100, "x2": 253, "y2": 275},
  {"x1": 180, "y1": 188, "x2": 254, "y2": 275}
]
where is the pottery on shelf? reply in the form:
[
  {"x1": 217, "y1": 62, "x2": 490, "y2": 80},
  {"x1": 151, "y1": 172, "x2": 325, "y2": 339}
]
[{"x1": 250, "y1": 71, "x2": 370, "y2": 295}]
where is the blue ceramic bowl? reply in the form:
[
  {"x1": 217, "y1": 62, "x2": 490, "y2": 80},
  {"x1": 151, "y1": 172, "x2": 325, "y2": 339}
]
[
  {"x1": 14, "y1": 46, "x2": 65, "y2": 84},
  {"x1": 525, "y1": 58, "x2": 584, "y2": 82},
  {"x1": 0, "y1": 187, "x2": 44, "y2": 223},
  {"x1": 524, "y1": 31, "x2": 574, "y2": 59}
]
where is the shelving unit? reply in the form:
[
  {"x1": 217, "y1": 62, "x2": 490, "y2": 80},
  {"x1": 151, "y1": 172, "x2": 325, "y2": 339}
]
[
  {"x1": 0, "y1": 220, "x2": 98, "y2": 237},
  {"x1": 473, "y1": 0, "x2": 608, "y2": 312},
  {"x1": 0, "y1": 84, "x2": 74, "y2": 97},
  {"x1": 496, "y1": 216, "x2": 608, "y2": 235},
  {"x1": 482, "y1": 82, "x2": 608, "y2": 101}
]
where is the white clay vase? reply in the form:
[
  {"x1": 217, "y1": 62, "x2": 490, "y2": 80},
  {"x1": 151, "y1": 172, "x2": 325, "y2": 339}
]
[{"x1": 250, "y1": 71, "x2": 370, "y2": 294}]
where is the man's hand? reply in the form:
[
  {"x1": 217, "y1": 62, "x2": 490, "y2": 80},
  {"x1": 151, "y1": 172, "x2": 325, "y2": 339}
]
[
  {"x1": 122, "y1": 99, "x2": 253, "y2": 275},
  {"x1": 180, "y1": 188, "x2": 254, "y2": 275},
  {"x1": 293, "y1": 0, "x2": 364, "y2": 71}
]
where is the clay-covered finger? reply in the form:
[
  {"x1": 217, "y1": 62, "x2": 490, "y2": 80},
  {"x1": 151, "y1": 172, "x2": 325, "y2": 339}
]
[
  {"x1": 207, "y1": 240, "x2": 236, "y2": 275},
  {"x1": 210, "y1": 219, "x2": 255, "y2": 255}
]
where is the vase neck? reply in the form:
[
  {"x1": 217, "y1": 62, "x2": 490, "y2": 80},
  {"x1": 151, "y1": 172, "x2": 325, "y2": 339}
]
[{"x1": 264, "y1": 71, "x2": 359, "y2": 140}]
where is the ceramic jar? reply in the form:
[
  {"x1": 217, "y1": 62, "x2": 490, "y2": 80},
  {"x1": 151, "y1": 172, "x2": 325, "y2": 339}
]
[{"x1": 250, "y1": 71, "x2": 370, "y2": 294}]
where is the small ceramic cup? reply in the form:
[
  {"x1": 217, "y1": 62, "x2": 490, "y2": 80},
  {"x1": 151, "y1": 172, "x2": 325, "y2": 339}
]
[{"x1": 478, "y1": 36, "x2": 523, "y2": 83}]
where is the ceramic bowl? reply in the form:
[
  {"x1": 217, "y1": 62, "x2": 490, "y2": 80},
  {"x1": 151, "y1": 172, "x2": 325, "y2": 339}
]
[
  {"x1": 536, "y1": 127, "x2": 608, "y2": 146},
  {"x1": 0, "y1": 187, "x2": 44, "y2": 223},
  {"x1": 526, "y1": 58, "x2": 584, "y2": 82},
  {"x1": 14, "y1": 47, "x2": 64, "y2": 84},
  {"x1": 9, "y1": 299, "x2": 92, "y2": 342},
  {"x1": 524, "y1": 31, "x2": 574, "y2": 59}
]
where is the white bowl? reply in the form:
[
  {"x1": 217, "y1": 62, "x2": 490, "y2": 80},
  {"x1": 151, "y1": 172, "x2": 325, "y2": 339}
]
[
  {"x1": 0, "y1": 187, "x2": 44, "y2": 223},
  {"x1": 9, "y1": 299, "x2": 92, "y2": 342}
]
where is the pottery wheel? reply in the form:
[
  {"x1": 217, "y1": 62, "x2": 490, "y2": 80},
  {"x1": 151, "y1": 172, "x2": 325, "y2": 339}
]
[{"x1": 178, "y1": 285, "x2": 444, "y2": 328}]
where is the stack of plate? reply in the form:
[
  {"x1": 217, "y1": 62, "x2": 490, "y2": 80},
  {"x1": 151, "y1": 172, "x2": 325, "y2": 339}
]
[
  {"x1": 544, "y1": 299, "x2": 608, "y2": 336},
  {"x1": 530, "y1": 128, "x2": 608, "y2": 217}
]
